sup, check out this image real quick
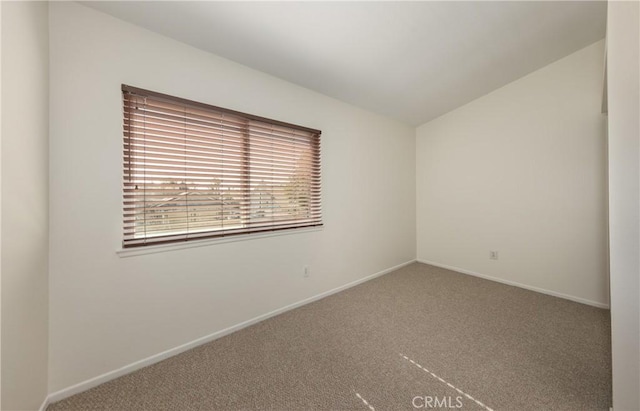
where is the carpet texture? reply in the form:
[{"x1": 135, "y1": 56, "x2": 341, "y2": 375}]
[{"x1": 48, "y1": 263, "x2": 611, "y2": 410}]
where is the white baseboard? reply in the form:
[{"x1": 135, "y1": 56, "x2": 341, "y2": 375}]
[
  {"x1": 46, "y1": 259, "x2": 416, "y2": 405},
  {"x1": 417, "y1": 259, "x2": 609, "y2": 309},
  {"x1": 38, "y1": 396, "x2": 50, "y2": 411}
]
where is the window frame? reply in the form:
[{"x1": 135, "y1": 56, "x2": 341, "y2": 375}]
[{"x1": 121, "y1": 85, "x2": 322, "y2": 248}]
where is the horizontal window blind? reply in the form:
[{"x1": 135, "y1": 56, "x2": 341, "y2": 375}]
[{"x1": 122, "y1": 85, "x2": 322, "y2": 248}]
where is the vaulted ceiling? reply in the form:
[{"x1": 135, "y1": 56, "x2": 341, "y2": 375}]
[{"x1": 84, "y1": 1, "x2": 607, "y2": 126}]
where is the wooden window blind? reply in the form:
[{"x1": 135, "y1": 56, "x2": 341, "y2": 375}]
[{"x1": 122, "y1": 85, "x2": 322, "y2": 248}]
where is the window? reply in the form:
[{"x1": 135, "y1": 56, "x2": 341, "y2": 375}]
[{"x1": 122, "y1": 85, "x2": 322, "y2": 248}]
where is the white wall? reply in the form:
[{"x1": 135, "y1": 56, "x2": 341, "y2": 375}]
[
  {"x1": 48, "y1": 2, "x2": 416, "y2": 393},
  {"x1": 416, "y1": 40, "x2": 608, "y2": 307},
  {"x1": 1, "y1": 1, "x2": 3, "y2": 407},
  {"x1": 606, "y1": 1, "x2": 640, "y2": 409},
  {"x1": 0, "y1": 1, "x2": 3, "y2": 407},
  {"x1": 1, "y1": 1, "x2": 50, "y2": 410}
]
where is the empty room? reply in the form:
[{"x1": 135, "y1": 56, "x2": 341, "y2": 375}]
[{"x1": 1, "y1": 1, "x2": 639, "y2": 410}]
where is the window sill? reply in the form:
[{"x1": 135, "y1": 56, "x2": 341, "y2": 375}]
[{"x1": 116, "y1": 226, "x2": 323, "y2": 258}]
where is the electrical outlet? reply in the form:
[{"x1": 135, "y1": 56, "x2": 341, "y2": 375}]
[
  {"x1": 303, "y1": 266, "x2": 310, "y2": 278},
  {"x1": 490, "y1": 251, "x2": 499, "y2": 260}
]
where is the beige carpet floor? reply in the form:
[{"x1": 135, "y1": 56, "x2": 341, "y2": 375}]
[{"x1": 48, "y1": 263, "x2": 611, "y2": 410}]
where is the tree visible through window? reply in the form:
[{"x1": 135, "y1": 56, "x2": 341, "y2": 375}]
[{"x1": 122, "y1": 85, "x2": 322, "y2": 247}]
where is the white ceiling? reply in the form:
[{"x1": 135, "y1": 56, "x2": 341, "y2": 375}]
[{"x1": 83, "y1": 1, "x2": 607, "y2": 126}]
